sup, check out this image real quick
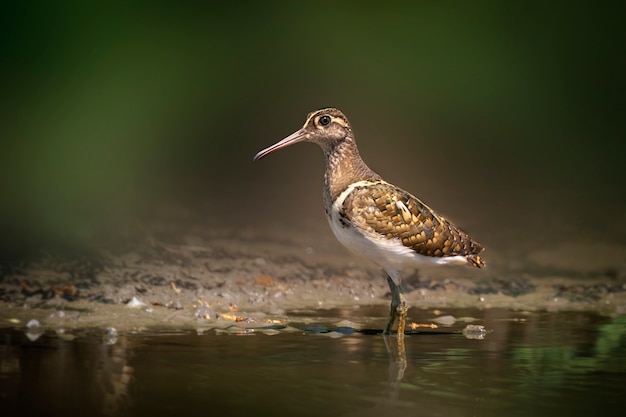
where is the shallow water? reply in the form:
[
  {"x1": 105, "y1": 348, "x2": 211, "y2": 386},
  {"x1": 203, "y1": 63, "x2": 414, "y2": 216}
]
[{"x1": 1, "y1": 308, "x2": 625, "y2": 417}]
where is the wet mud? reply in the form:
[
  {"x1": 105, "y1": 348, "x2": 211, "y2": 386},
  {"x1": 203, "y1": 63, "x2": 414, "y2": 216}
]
[{"x1": 1, "y1": 218, "x2": 625, "y2": 332}]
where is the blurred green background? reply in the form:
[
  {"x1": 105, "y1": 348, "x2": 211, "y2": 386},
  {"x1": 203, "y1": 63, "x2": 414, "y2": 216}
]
[{"x1": 1, "y1": 2, "x2": 624, "y2": 262}]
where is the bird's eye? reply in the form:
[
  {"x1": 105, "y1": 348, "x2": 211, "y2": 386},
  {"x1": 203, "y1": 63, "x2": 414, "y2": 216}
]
[{"x1": 319, "y1": 115, "x2": 331, "y2": 126}]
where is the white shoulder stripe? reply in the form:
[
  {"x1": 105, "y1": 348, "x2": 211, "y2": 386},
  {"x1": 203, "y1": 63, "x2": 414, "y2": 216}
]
[{"x1": 333, "y1": 180, "x2": 384, "y2": 209}]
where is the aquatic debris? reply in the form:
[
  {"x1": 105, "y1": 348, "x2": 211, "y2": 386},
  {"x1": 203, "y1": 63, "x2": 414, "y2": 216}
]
[
  {"x1": 170, "y1": 281, "x2": 182, "y2": 293},
  {"x1": 25, "y1": 319, "x2": 44, "y2": 341},
  {"x1": 218, "y1": 312, "x2": 255, "y2": 323},
  {"x1": 462, "y1": 324, "x2": 488, "y2": 340},
  {"x1": 409, "y1": 322, "x2": 438, "y2": 330},
  {"x1": 103, "y1": 327, "x2": 118, "y2": 345}
]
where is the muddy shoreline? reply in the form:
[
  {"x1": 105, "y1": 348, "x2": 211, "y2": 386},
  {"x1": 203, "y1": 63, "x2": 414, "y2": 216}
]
[{"x1": 1, "y1": 220, "x2": 625, "y2": 332}]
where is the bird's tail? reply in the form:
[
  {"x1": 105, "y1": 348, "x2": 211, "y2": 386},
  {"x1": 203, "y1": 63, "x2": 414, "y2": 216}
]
[{"x1": 467, "y1": 254, "x2": 485, "y2": 268}]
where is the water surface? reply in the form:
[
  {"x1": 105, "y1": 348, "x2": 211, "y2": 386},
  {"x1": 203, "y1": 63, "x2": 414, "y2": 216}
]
[{"x1": 1, "y1": 308, "x2": 625, "y2": 417}]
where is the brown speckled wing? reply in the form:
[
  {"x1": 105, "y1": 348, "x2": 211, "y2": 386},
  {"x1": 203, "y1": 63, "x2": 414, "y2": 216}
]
[{"x1": 341, "y1": 181, "x2": 485, "y2": 267}]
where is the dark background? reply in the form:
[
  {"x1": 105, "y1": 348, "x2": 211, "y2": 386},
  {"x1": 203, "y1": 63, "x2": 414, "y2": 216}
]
[{"x1": 1, "y1": 2, "x2": 624, "y2": 266}]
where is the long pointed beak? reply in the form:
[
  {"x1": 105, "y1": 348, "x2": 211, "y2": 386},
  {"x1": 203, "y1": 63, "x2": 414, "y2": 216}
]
[{"x1": 253, "y1": 129, "x2": 308, "y2": 161}]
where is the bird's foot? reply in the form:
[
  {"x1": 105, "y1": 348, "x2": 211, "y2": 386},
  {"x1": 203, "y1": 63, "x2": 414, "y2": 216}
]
[{"x1": 383, "y1": 300, "x2": 408, "y2": 337}]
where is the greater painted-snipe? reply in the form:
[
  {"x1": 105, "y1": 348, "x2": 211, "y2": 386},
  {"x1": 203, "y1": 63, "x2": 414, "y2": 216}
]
[{"x1": 254, "y1": 108, "x2": 485, "y2": 337}]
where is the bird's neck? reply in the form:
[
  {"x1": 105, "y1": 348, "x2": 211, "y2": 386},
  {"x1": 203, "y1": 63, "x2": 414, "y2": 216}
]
[{"x1": 322, "y1": 137, "x2": 381, "y2": 205}]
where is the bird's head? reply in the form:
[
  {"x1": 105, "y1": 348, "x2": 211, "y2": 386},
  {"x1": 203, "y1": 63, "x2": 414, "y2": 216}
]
[{"x1": 253, "y1": 108, "x2": 352, "y2": 161}]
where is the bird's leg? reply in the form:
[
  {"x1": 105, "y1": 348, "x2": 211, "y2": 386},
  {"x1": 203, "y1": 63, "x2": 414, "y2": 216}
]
[{"x1": 383, "y1": 274, "x2": 407, "y2": 338}]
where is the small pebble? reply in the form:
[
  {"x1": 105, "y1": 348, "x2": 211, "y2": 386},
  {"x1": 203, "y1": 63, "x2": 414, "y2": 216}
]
[
  {"x1": 26, "y1": 319, "x2": 41, "y2": 329},
  {"x1": 104, "y1": 327, "x2": 118, "y2": 337},
  {"x1": 103, "y1": 327, "x2": 118, "y2": 345},
  {"x1": 335, "y1": 326, "x2": 355, "y2": 335},
  {"x1": 126, "y1": 297, "x2": 146, "y2": 308},
  {"x1": 302, "y1": 325, "x2": 328, "y2": 334}
]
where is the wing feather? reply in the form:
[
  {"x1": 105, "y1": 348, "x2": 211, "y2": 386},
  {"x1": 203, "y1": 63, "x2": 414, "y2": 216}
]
[{"x1": 340, "y1": 181, "x2": 485, "y2": 267}]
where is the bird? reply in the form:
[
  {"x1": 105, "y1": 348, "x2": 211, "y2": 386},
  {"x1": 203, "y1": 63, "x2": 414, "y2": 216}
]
[{"x1": 253, "y1": 108, "x2": 485, "y2": 338}]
